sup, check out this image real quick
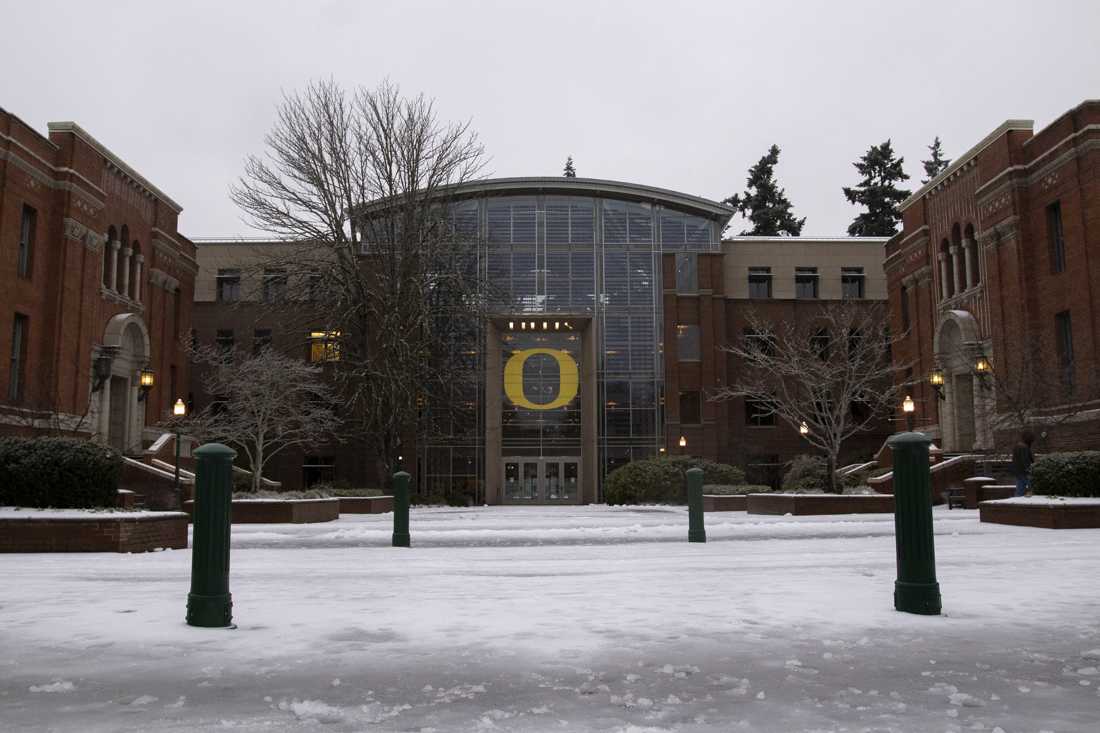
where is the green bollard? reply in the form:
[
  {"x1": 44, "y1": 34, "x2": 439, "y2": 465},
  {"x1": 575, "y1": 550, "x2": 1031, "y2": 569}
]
[
  {"x1": 186, "y1": 442, "x2": 236, "y2": 628},
  {"x1": 889, "y1": 431, "x2": 941, "y2": 615},
  {"x1": 392, "y1": 470, "x2": 411, "y2": 548},
  {"x1": 687, "y1": 467, "x2": 706, "y2": 543}
]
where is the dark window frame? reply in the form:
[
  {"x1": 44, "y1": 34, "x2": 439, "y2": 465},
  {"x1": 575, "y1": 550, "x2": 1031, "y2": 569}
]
[
  {"x1": 744, "y1": 398, "x2": 776, "y2": 427},
  {"x1": 1055, "y1": 310, "x2": 1074, "y2": 389},
  {"x1": 676, "y1": 324, "x2": 701, "y2": 361},
  {"x1": 841, "y1": 267, "x2": 865, "y2": 299},
  {"x1": 1047, "y1": 200, "x2": 1066, "y2": 274},
  {"x1": 216, "y1": 269, "x2": 242, "y2": 303},
  {"x1": 18, "y1": 204, "x2": 36, "y2": 279},
  {"x1": 747, "y1": 266, "x2": 772, "y2": 298},
  {"x1": 9, "y1": 314, "x2": 29, "y2": 402},
  {"x1": 679, "y1": 390, "x2": 702, "y2": 425},
  {"x1": 795, "y1": 267, "x2": 819, "y2": 299}
]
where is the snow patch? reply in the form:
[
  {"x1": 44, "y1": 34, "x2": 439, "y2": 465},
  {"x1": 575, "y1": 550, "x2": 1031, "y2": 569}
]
[{"x1": 28, "y1": 680, "x2": 74, "y2": 693}]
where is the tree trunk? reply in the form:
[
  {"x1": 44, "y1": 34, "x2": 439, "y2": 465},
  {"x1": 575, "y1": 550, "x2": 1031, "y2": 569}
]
[
  {"x1": 252, "y1": 444, "x2": 264, "y2": 493},
  {"x1": 827, "y1": 452, "x2": 839, "y2": 494}
]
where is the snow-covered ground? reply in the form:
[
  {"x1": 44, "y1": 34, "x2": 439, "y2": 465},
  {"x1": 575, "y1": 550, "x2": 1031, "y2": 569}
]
[{"x1": 2, "y1": 505, "x2": 1098, "y2": 732}]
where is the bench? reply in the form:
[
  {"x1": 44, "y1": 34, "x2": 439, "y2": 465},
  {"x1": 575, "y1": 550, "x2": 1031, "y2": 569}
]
[{"x1": 943, "y1": 487, "x2": 966, "y2": 509}]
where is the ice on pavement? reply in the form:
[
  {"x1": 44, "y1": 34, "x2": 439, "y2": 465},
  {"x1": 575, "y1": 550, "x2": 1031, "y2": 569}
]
[{"x1": 1, "y1": 504, "x2": 1098, "y2": 731}]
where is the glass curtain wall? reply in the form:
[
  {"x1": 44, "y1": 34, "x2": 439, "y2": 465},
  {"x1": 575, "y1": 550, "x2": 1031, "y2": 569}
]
[{"x1": 418, "y1": 192, "x2": 718, "y2": 502}]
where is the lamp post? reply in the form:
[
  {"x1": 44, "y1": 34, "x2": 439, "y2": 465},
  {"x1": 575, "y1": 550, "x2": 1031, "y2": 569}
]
[
  {"x1": 974, "y1": 355, "x2": 993, "y2": 390},
  {"x1": 799, "y1": 421, "x2": 809, "y2": 437},
  {"x1": 902, "y1": 394, "x2": 915, "y2": 432},
  {"x1": 929, "y1": 368, "x2": 946, "y2": 400},
  {"x1": 678, "y1": 435, "x2": 687, "y2": 454},
  {"x1": 173, "y1": 398, "x2": 186, "y2": 507}
]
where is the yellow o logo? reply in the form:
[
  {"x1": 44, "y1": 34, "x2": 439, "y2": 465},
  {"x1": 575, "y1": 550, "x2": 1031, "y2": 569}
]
[{"x1": 504, "y1": 348, "x2": 579, "y2": 410}]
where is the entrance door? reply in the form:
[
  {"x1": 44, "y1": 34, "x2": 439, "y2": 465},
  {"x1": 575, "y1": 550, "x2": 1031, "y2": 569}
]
[{"x1": 502, "y1": 457, "x2": 581, "y2": 503}]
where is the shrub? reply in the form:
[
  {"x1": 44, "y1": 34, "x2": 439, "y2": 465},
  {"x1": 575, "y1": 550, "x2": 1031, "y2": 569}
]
[
  {"x1": 0, "y1": 437, "x2": 121, "y2": 509},
  {"x1": 702, "y1": 484, "x2": 773, "y2": 496},
  {"x1": 781, "y1": 455, "x2": 863, "y2": 493},
  {"x1": 605, "y1": 457, "x2": 746, "y2": 505},
  {"x1": 1030, "y1": 451, "x2": 1100, "y2": 497},
  {"x1": 308, "y1": 484, "x2": 382, "y2": 498}
]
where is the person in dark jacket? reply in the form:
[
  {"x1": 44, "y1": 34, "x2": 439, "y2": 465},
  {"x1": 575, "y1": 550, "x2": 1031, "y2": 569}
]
[{"x1": 1011, "y1": 431, "x2": 1036, "y2": 497}]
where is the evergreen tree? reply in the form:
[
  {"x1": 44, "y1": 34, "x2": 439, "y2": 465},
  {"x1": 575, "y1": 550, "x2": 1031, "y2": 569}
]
[
  {"x1": 843, "y1": 140, "x2": 911, "y2": 237},
  {"x1": 921, "y1": 136, "x2": 950, "y2": 183},
  {"x1": 723, "y1": 144, "x2": 805, "y2": 236},
  {"x1": 563, "y1": 156, "x2": 576, "y2": 177}
]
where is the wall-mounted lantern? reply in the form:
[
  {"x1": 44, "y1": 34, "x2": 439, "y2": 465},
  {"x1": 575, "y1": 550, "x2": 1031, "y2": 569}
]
[
  {"x1": 929, "y1": 368, "x2": 946, "y2": 400},
  {"x1": 137, "y1": 367, "x2": 155, "y2": 402}
]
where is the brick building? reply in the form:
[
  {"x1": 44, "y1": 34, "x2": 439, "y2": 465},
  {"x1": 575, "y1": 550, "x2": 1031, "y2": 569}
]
[
  {"x1": 194, "y1": 180, "x2": 892, "y2": 497},
  {"x1": 0, "y1": 108, "x2": 196, "y2": 453},
  {"x1": 886, "y1": 99, "x2": 1100, "y2": 452}
]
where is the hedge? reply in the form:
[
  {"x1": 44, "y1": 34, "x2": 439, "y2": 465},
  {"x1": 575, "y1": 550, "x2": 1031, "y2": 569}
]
[
  {"x1": 605, "y1": 457, "x2": 746, "y2": 505},
  {"x1": 232, "y1": 486, "x2": 384, "y2": 500},
  {"x1": 0, "y1": 437, "x2": 121, "y2": 509},
  {"x1": 702, "y1": 484, "x2": 773, "y2": 496},
  {"x1": 1030, "y1": 451, "x2": 1100, "y2": 498}
]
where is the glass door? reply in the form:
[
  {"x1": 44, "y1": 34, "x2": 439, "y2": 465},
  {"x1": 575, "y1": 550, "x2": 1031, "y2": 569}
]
[{"x1": 502, "y1": 457, "x2": 581, "y2": 503}]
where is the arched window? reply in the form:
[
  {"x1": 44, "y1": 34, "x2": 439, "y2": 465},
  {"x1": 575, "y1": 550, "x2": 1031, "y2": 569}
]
[
  {"x1": 117, "y1": 225, "x2": 130, "y2": 293},
  {"x1": 964, "y1": 223, "x2": 980, "y2": 286},
  {"x1": 940, "y1": 238, "x2": 954, "y2": 298},
  {"x1": 103, "y1": 225, "x2": 117, "y2": 289}
]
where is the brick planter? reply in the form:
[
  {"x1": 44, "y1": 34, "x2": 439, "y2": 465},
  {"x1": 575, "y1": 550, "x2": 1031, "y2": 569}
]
[
  {"x1": 337, "y1": 496, "x2": 394, "y2": 514},
  {"x1": 184, "y1": 498, "x2": 340, "y2": 524},
  {"x1": 979, "y1": 499, "x2": 1100, "y2": 529},
  {"x1": 747, "y1": 493, "x2": 895, "y2": 515},
  {"x1": 0, "y1": 511, "x2": 188, "y2": 553},
  {"x1": 963, "y1": 481, "x2": 1014, "y2": 509},
  {"x1": 702, "y1": 495, "x2": 747, "y2": 512}
]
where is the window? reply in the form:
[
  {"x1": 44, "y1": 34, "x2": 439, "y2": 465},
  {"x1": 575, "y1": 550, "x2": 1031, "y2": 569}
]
[
  {"x1": 8, "y1": 314, "x2": 28, "y2": 402},
  {"x1": 262, "y1": 268, "x2": 287, "y2": 303},
  {"x1": 841, "y1": 267, "x2": 865, "y2": 299},
  {"x1": 675, "y1": 252, "x2": 698, "y2": 293},
  {"x1": 748, "y1": 267, "x2": 772, "y2": 298},
  {"x1": 743, "y1": 327, "x2": 775, "y2": 357},
  {"x1": 676, "y1": 324, "x2": 700, "y2": 361},
  {"x1": 303, "y1": 455, "x2": 336, "y2": 487},
  {"x1": 811, "y1": 329, "x2": 830, "y2": 360},
  {"x1": 216, "y1": 269, "x2": 241, "y2": 302},
  {"x1": 679, "y1": 390, "x2": 702, "y2": 425},
  {"x1": 253, "y1": 329, "x2": 272, "y2": 354},
  {"x1": 900, "y1": 285, "x2": 911, "y2": 331},
  {"x1": 1047, "y1": 201, "x2": 1066, "y2": 274},
  {"x1": 745, "y1": 399, "x2": 775, "y2": 427},
  {"x1": 309, "y1": 330, "x2": 341, "y2": 362},
  {"x1": 795, "y1": 267, "x2": 818, "y2": 299},
  {"x1": 1055, "y1": 311, "x2": 1074, "y2": 388},
  {"x1": 18, "y1": 205, "x2": 36, "y2": 279},
  {"x1": 215, "y1": 329, "x2": 235, "y2": 357}
]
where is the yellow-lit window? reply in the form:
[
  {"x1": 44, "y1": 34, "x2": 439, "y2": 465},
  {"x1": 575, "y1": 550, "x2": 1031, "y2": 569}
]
[{"x1": 309, "y1": 331, "x2": 341, "y2": 362}]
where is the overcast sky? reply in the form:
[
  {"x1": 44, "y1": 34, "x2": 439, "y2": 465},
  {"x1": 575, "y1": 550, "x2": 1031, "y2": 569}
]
[{"x1": 4, "y1": 0, "x2": 1099, "y2": 237}]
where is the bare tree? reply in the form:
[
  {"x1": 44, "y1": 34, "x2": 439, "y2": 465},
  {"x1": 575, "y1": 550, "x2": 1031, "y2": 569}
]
[
  {"x1": 186, "y1": 345, "x2": 340, "y2": 492},
  {"x1": 230, "y1": 79, "x2": 488, "y2": 486},
  {"x1": 714, "y1": 302, "x2": 909, "y2": 493}
]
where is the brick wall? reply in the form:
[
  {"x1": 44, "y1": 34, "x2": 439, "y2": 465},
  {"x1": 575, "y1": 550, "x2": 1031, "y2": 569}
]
[{"x1": 0, "y1": 514, "x2": 188, "y2": 553}]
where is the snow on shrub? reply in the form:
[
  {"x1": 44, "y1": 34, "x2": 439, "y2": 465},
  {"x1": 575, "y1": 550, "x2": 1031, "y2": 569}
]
[
  {"x1": 702, "y1": 484, "x2": 773, "y2": 495},
  {"x1": 781, "y1": 454, "x2": 864, "y2": 493},
  {"x1": 605, "y1": 457, "x2": 745, "y2": 504},
  {"x1": 0, "y1": 437, "x2": 122, "y2": 509},
  {"x1": 1030, "y1": 451, "x2": 1100, "y2": 498}
]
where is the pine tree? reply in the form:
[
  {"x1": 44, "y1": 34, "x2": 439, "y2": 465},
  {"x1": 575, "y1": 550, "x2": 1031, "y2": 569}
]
[
  {"x1": 563, "y1": 156, "x2": 576, "y2": 177},
  {"x1": 921, "y1": 136, "x2": 950, "y2": 183},
  {"x1": 723, "y1": 144, "x2": 805, "y2": 236},
  {"x1": 843, "y1": 140, "x2": 911, "y2": 237}
]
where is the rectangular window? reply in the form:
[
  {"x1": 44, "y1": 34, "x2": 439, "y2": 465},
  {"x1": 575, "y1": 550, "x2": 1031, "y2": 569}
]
[
  {"x1": 309, "y1": 330, "x2": 342, "y2": 363},
  {"x1": 262, "y1": 268, "x2": 287, "y2": 303},
  {"x1": 811, "y1": 329, "x2": 830, "y2": 360},
  {"x1": 675, "y1": 252, "x2": 698, "y2": 293},
  {"x1": 216, "y1": 269, "x2": 241, "y2": 302},
  {"x1": 795, "y1": 267, "x2": 818, "y2": 299},
  {"x1": 679, "y1": 390, "x2": 701, "y2": 425},
  {"x1": 676, "y1": 324, "x2": 700, "y2": 361},
  {"x1": 215, "y1": 329, "x2": 235, "y2": 357},
  {"x1": 745, "y1": 399, "x2": 775, "y2": 427},
  {"x1": 1047, "y1": 200, "x2": 1066, "y2": 274},
  {"x1": 1055, "y1": 310, "x2": 1074, "y2": 388},
  {"x1": 900, "y1": 284, "x2": 911, "y2": 331},
  {"x1": 253, "y1": 329, "x2": 272, "y2": 354},
  {"x1": 743, "y1": 327, "x2": 775, "y2": 357},
  {"x1": 18, "y1": 204, "x2": 36, "y2": 279},
  {"x1": 841, "y1": 267, "x2": 865, "y2": 299},
  {"x1": 8, "y1": 314, "x2": 28, "y2": 401},
  {"x1": 747, "y1": 267, "x2": 772, "y2": 298}
]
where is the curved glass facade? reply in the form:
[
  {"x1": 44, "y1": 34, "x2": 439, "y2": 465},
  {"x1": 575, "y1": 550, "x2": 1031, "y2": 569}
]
[{"x1": 417, "y1": 184, "x2": 725, "y2": 502}]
